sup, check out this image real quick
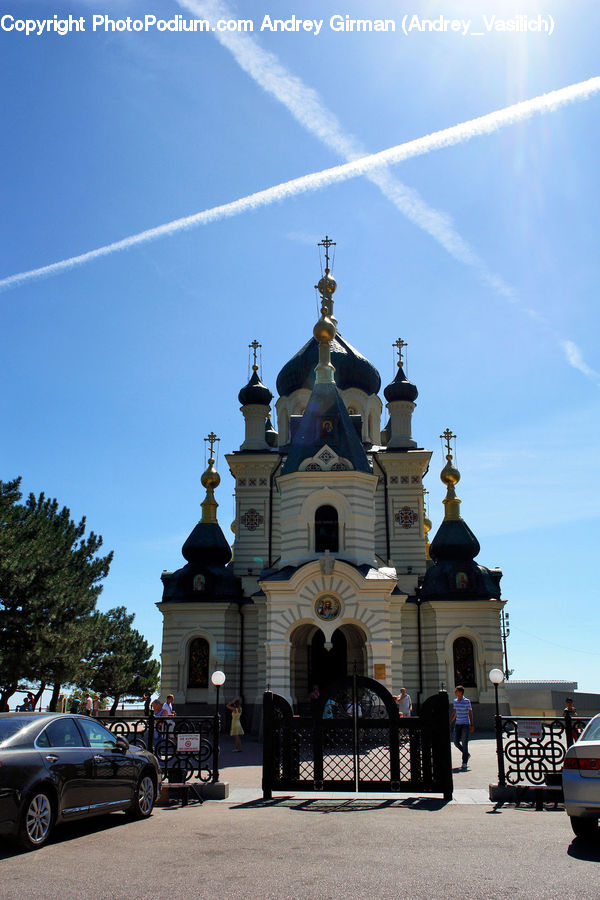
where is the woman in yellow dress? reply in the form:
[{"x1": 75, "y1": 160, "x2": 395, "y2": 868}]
[{"x1": 226, "y1": 698, "x2": 244, "y2": 751}]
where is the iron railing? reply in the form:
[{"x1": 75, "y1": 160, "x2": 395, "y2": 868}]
[
  {"x1": 98, "y1": 713, "x2": 220, "y2": 783},
  {"x1": 495, "y1": 713, "x2": 590, "y2": 786}
]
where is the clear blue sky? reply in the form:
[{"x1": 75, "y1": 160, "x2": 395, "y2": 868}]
[{"x1": 2, "y1": 0, "x2": 599, "y2": 692}]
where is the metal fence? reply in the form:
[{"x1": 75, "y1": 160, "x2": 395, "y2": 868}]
[
  {"x1": 99, "y1": 713, "x2": 220, "y2": 783},
  {"x1": 495, "y1": 713, "x2": 589, "y2": 786}
]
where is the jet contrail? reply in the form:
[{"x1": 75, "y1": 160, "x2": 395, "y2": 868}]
[
  {"x1": 178, "y1": 0, "x2": 513, "y2": 290},
  {"x1": 1, "y1": 75, "x2": 599, "y2": 294}
]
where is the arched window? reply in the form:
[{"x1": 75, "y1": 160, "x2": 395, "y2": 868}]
[
  {"x1": 453, "y1": 637, "x2": 476, "y2": 687},
  {"x1": 188, "y1": 637, "x2": 209, "y2": 688},
  {"x1": 315, "y1": 505, "x2": 339, "y2": 553}
]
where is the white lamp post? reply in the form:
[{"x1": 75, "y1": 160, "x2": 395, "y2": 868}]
[
  {"x1": 489, "y1": 668, "x2": 504, "y2": 718},
  {"x1": 211, "y1": 670, "x2": 226, "y2": 783},
  {"x1": 489, "y1": 667, "x2": 506, "y2": 787}
]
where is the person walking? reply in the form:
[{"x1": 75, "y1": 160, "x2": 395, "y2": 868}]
[
  {"x1": 226, "y1": 698, "x2": 244, "y2": 752},
  {"x1": 395, "y1": 687, "x2": 412, "y2": 718},
  {"x1": 450, "y1": 685, "x2": 473, "y2": 771}
]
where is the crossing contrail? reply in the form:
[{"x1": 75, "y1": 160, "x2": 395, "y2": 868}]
[
  {"x1": 1, "y1": 75, "x2": 599, "y2": 294},
  {"x1": 177, "y1": 0, "x2": 514, "y2": 295}
]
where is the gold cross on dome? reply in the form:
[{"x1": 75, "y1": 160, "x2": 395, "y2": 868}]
[
  {"x1": 318, "y1": 235, "x2": 336, "y2": 271},
  {"x1": 393, "y1": 337, "x2": 408, "y2": 366},
  {"x1": 204, "y1": 431, "x2": 220, "y2": 460},
  {"x1": 440, "y1": 428, "x2": 456, "y2": 458},
  {"x1": 249, "y1": 339, "x2": 261, "y2": 371}
]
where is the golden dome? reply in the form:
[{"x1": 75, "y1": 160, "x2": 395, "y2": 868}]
[
  {"x1": 201, "y1": 458, "x2": 221, "y2": 491},
  {"x1": 440, "y1": 459, "x2": 460, "y2": 487},
  {"x1": 317, "y1": 272, "x2": 337, "y2": 297},
  {"x1": 313, "y1": 315, "x2": 336, "y2": 343}
]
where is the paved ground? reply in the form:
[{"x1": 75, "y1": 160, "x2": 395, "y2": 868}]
[{"x1": 2, "y1": 734, "x2": 599, "y2": 898}]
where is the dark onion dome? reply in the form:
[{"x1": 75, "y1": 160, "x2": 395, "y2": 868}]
[
  {"x1": 182, "y1": 521, "x2": 232, "y2": 567},
  {"x1": 384, "y1": 364, "x2": 418, "y2": 403},
  {"x1": 276, "y1": 333, "x2": 381, "y2": 397},
  {"x1": 265, "y1": 416, "x2": 278, "y2": 447},
  {"x1": 429, "y1": 518, "x2": 480, "y2": 562},
  {"x1": 238, "y1": 369, "x2": 273, "y2": 406}
]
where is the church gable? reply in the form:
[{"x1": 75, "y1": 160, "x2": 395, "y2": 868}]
[{"x1": 298, "y1": 444, "x2": 352, "y2": 472}]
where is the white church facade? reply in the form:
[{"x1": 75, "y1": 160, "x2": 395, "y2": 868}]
[{"x1": 158, "y1": 240, "x2": 507, "y2": 727}]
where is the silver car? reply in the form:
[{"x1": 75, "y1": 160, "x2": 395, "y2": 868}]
[{"x1": 562, "y1": 713, "x2": 600, "y2": 838}]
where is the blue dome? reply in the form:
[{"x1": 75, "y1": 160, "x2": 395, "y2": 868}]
[
  {"x1": 238, "y1": 370, "x2": 273, "y2": 406},
  {"x1": 276, "y1": 333, "x2": 381, "y2": 397},
  {"x1": 384, "y1": 365, "x2": 418, "y2": 403}
]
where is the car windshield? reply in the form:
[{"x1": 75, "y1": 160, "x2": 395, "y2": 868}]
[
  {"x1": 580, "y1": 716, "x2": 600, "y2": 742},
  {"x1": 0, "y1": 717, "x2": 39, "y2": 748}
]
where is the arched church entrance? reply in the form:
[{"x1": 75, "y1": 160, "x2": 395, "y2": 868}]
[{"x1": 290, "y1": 623, "x2": 367, "y2": 709}]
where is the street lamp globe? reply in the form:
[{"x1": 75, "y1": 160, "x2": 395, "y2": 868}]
[
  {"x1": 489, "y1": 668, "x2": 504, "y2": 685},
  {"x1": 211, "y1": 670, "x2": 226, "y2": 687}
]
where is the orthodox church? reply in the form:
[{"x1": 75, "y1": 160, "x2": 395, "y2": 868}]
[{"x1": 158, "y1": 239, "x2": 507, "y2": 727}]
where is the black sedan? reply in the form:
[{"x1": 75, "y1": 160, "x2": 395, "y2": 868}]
[{"x1": 0, "y1": 713, "x2": 160, "y2": 850}]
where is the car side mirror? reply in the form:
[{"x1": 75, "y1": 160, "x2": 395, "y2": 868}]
[{"x1": 114, "y1": 735, "x2": 130, "y2": 752}]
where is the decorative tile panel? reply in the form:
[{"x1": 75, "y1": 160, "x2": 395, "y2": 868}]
[
  {"x1": 400, "y1": 476, "x2": 409, "y2": 484},
  {"x1": 241, "y1": 508, "x2": 264, "y2": 531},
  {"x1": 411, "y1": 476, "x2": 420, "y2": 484},
  {"x1": 249, "y1": 478, "x2": 257, "y2": 486},
  {"x1": 259, "y1": 478, "x2": 267, "y2": 486},
  {"x1": 238, "y1": 478, "x2": 246, "y2": 486},
  {"x1": 390, "y1": 476, "x2": 398, "y2": 485},
  {"x1": 394, "y1": 506, "x2": 418, "y2": 529}
]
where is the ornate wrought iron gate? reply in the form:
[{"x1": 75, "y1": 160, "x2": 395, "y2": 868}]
[{"x1": 262, "y1": 676, "x2": 453, "y2": 800}]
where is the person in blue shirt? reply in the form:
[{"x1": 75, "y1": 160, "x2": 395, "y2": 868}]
[{"x1": 450, "y1": 685, "x2": 473, "y2": 771}]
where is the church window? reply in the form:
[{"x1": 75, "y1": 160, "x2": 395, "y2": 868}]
[
  {"x1": 453, "y1": 637, "x2": 476, "y2": 687},
  {"x1": 395, "y1": 506, "x2": 418, "y2": 529},
  {"x1": 241, "y1": 508, "x2": 264, "y2": 530},
  {"x1": 331, "y1": 463, "x2": 347, "y2": 471},
  {"x1": 315, "y1": 505, "x2": 339, "y2": 553},
  {"x1": 188, "y1": 638, "x2": 209, "y2": 688},
  {"x1": 305, "y1": 463, "x2": 322, "y2": 471},
  {"x1": 318, "y1": 448, "x2": 334, "y2": 462}
]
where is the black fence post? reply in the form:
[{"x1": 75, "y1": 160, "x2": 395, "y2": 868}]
[
  {"x1": 495, "y1": 714, "x2": 506, "y2": 787},
  {"x1": 262, "y1": 691, "x2": 273, "y2": 800},
  {"x1": 148, "y1": 711, "x2": 154, "y2": 754},
  {"x1": 212, "y1": 711, "x2": 221, "y2": 783},
  {"x1": 564, "y1": 710, "x2": 574, "y2": 748}
]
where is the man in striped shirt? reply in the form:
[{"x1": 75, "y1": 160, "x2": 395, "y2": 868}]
[{"x1": 450, "y1": 685, "x2": 473, "y2": 771}]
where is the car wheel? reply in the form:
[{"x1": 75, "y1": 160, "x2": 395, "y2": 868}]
[
  {"x1": 570, "y1": 816, "x2": 599, "y2": 839},
  {"x1": 127, "y1": 772, "x2": 156, "y2": 819},
  {"x1": 19, "y1": 789, "x2": 55, "y2": 851}
]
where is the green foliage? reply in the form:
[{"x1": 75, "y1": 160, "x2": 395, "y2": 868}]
[
  {"x1": 0, "y1": 477, "x2": 113, "y2": 706},
  {"x1": 83, "y1": 607, "x2": 160, "y2": 714}
]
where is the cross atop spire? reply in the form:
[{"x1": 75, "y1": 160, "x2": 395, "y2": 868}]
[
  {"x1": 318, "y1": 235, "x2": 336, "y2": 273},
  {"x1": 440, "y1": 428, "x2": 456, "y2": 460},
  {"x1": 249, "y1": 339, "x2": 261, "y2": 372},
  {"x1": 204, "y1": 431, "x2": 220, "y2": 462},
  {"x1": 393, "y1": 337, "x2": 408, "y2": 367}
]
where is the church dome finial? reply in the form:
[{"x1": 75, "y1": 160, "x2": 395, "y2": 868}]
[
  {"x1": 200, "y1": 432, "x2": 221, "y2": 524},
  {"x1": 384, "y1": 337, "x2": 419, "y2": 403},
  {"x1": 439, "y1": 428, "x2": 461, "y2": 521},
  {"x1": 313, "y1": 235, "x2": 337, "y2": 384},
  {"x1": 238, "y1": 339, "x2": 273, "y2": 407}
]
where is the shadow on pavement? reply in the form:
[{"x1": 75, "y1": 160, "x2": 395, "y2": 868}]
[
  {"x1": 230, "y1": 796, "x2": 448, "y2": 813},
  {"x1": 567, "y1": 837, "x2": 600, "y2": 862}
]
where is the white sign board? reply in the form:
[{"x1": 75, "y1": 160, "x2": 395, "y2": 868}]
[
  {"x1": 176, "y1": 733, "x2": 200, "y2": 753},
  {"x1": 517, "y1": 719, "x2": 543, "y2": 740}
]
